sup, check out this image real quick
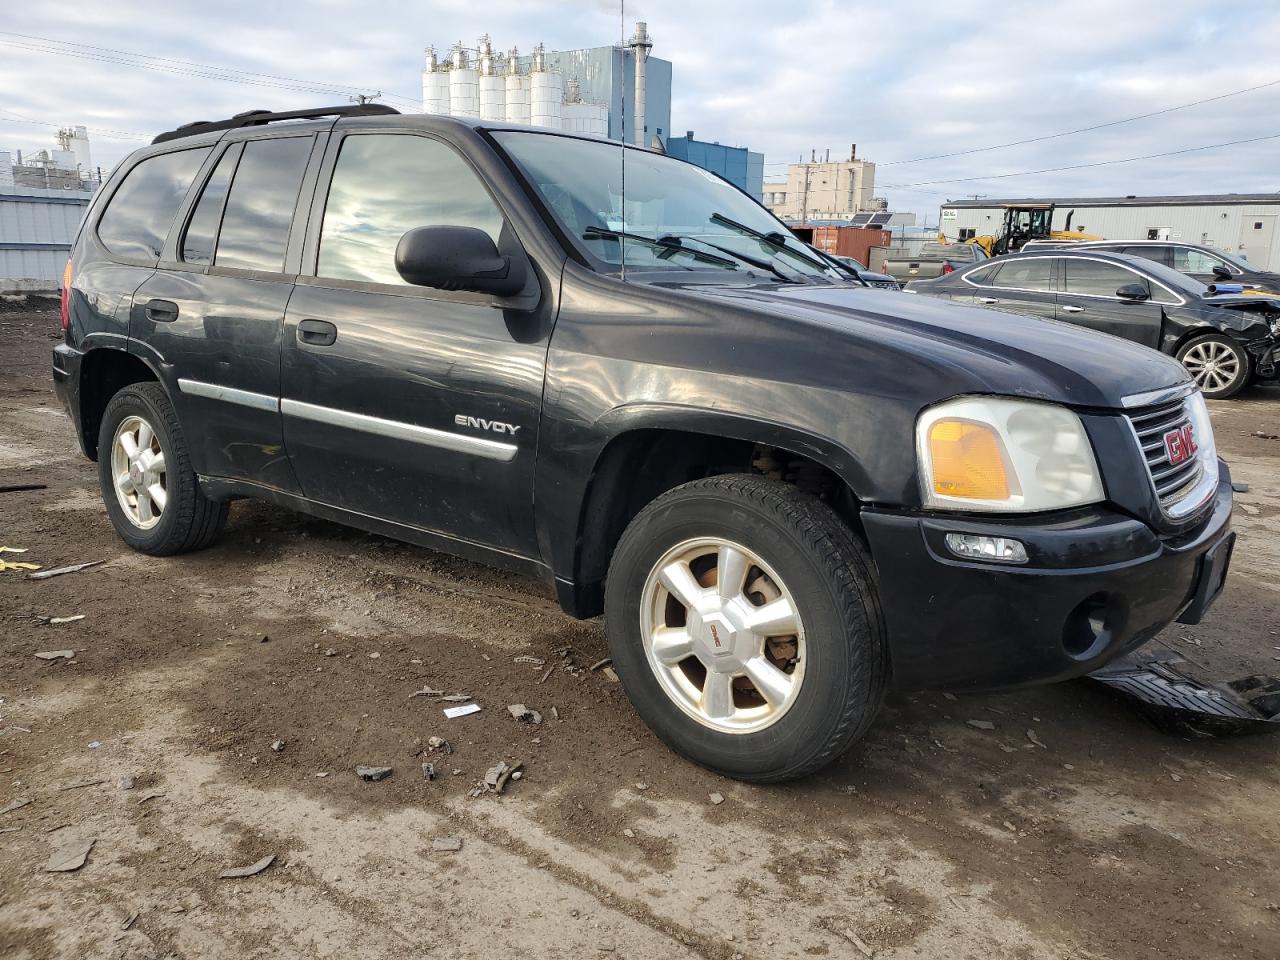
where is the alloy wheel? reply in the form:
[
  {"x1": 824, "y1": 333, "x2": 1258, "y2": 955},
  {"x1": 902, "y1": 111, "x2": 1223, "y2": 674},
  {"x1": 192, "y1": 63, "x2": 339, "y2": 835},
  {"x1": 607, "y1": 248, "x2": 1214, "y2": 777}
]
[
  {"x1": 110, "y1": 415, "x2": 167, "y2": 530},
  {"x1": 1181, "y1": 340, "x2": 1241, "y2": 393}
]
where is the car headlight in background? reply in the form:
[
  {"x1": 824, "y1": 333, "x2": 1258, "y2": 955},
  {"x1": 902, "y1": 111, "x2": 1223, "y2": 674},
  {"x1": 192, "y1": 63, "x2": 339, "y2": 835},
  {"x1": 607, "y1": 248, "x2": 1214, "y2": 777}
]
[{"x1": 916, "y1": 397, "x2": 1104, "y2": 512}]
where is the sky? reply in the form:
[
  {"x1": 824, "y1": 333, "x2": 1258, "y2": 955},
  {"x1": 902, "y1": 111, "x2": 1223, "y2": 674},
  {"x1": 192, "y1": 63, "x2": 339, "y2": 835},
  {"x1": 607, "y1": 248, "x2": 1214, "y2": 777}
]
[{"x1": 2, "y1": 0, "x2": 1279, "y2": 222}]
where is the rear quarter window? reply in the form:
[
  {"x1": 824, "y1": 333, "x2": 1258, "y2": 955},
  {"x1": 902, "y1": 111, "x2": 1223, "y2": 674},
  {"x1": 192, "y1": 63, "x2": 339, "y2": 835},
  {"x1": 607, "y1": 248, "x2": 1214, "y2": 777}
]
[{"x1": 96, "y1": 147, "x2": 211, "y2": 261}]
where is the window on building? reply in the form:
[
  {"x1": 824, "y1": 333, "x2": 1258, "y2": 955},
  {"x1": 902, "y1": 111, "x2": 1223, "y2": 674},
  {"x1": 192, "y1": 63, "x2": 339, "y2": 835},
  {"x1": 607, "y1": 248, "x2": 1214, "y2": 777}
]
[
  {"x1": 317, "y1": 134, "x2": 505, "y2": 286},
  {"x1": 181, "y1": 146, "x2": 238, "y2": 265},
  {"x1": 1062, "y1": 258, "x2": 1142, "y2": 298},
  {"x1": 959, "y1": 228, "x2": 976, "y2": 240},
  {"x1": 1256, "y1": 221, "x2": 1264, "y2": 230},
  {"x1": 214, "y1": 136, "x2": 312, "y2": 273},
  {"x1": 97, "y1": 147, "x2": 211, "y2": 261},
  {"x1": 991, "y1": 257, "x2": 1053, "y2": 291}
]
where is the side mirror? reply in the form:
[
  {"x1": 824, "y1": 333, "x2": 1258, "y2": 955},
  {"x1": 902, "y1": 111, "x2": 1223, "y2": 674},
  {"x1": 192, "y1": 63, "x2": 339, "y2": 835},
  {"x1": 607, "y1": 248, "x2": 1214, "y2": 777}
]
[
  {"x1": 1116, "y1": 282, "x2": 1150, "y2": 301},
  {"x1": 1211, "y1": 264, "x2": 1233, "y2": 280},
  {"x1": 395, "y1": 226, "x2": 526, "y2": 297}
]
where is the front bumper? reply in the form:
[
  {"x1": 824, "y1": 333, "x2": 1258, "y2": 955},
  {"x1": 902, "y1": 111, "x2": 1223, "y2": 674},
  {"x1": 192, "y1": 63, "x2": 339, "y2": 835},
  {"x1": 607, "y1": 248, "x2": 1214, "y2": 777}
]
[{"x1": 862, "y1": 463, "x2": 1235, "y2": 692}]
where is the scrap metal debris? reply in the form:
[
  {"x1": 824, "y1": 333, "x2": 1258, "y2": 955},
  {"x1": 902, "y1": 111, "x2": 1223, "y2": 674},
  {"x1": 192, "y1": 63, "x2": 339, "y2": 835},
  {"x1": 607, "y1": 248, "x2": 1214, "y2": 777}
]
[
  {"x1": 426, "y1": 736, "x2": 453, "y2": 754},
  {"x1": 1089, "y1": 649, "x2": 1280, "y2": 737},
  {"x1": 538, "y1": 664, "x2": 556, "y2": 684},
  {"x1": 356, "y1": 766, "x2": 393, "y2": 782},
  {"x1": 121, "y1": 910, "x2": 139, "y2": 931},
  {"x1": 58, "y1": 779, "x2": 105, "y2": 792},
  {"x1": 841, "y1": 929, "x2": 875, "y2": 958},
  {"x1": 709, "y1": 792, "x2": 725, "y2": 805},
  {"x1": 138, "y1": 791, "x2": 165, "y2": 804},
  {"x1": 422, "y1": 762, "x2": 436, "y2": 781},
  {"x1": 46, "y1": 837, "x2": 95, "y2": 873},
  {"x1": 270, "y1": 738, "x2": 285, "y2": 753},
  {"x1": 41, "y1": 614, "x2": 85, "y2": 625},
  {"x1": 0, "y1": 798, "x2": 32, "y2": 816},
  {"x1": 507, "y1": 703, "x2": 543, "y2": 724},
  {"x1": 28, "y1": 560, "x2": 106, "y2": 580},
  {"x1": 588, "y1": 657, "x2": 612, "y2": 672},
  {"x1": 514, "y1": 655, "x2": 545, "y2": 666},
  {"x1": 408, "y1": 686, "x2": 444, "y2": 699},
  {"x1": 218, "y1": 854, "x2": 275, "y2": 879},
  {"x1": 0, "y1": 483, "x2": 48, "y2": 493},
  {"x1": 966, "y1": 719, "x2": 995, "y2": 730},
  {"x1": 443, "y1": 703, "x2": 481, "y2": 719},
  {"x1": 1026, "y1": 729, "x2": 1047, "y2": 749},
  {"x1": 469, "y1": 760, "x2": 523, "y2": 797},
  {"x1": 440, "y1": 694, "x2": 473, "y2": 703},
  {"x1": 602, "y1": 667, "x2": 620, "y2": 683},
  {"x1": 431, "y1": 836, "x2": 463, "y2": 852},
  {"x1": 34, "y1": 650, "x2": 75, "y2": 661}
]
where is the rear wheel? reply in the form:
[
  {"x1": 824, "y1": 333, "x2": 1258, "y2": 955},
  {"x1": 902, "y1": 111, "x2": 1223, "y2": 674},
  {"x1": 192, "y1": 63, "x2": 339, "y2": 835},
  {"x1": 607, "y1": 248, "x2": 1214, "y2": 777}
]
[
  {"x1": 604, "y1": 474, "x2": 887, "y2": 782},
  {"x1": 1177, "y1": 334, "x2": 1250, "y2": 399},
  {"x1": 97, "y1": 383, "x2": 227, "y2": 555}
]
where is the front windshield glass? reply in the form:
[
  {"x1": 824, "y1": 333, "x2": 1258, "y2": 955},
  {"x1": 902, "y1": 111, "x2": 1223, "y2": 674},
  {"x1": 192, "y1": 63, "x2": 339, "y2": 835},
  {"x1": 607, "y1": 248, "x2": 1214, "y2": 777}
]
[{"x1": 494, "y1": 131, "x2": 843, "y2": 282}]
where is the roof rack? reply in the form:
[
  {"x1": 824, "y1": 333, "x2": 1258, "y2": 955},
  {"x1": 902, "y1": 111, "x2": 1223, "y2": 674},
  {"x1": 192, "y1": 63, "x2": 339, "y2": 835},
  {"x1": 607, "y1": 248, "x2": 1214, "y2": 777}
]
[{"x1": 152, "y1": 103, "x2": 401, "y2": 144}]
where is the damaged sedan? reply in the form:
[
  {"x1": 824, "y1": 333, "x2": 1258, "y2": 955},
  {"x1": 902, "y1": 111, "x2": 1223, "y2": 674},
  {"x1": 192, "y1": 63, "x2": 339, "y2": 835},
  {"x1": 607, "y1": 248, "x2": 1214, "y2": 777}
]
[{"x1": 906, "y1": 248, "x2": 1280, "y2": 398}]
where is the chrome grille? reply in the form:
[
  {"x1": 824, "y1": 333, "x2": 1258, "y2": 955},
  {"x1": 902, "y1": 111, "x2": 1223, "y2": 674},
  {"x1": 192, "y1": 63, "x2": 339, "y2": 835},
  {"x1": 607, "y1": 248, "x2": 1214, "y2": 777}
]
[{"x1": 1125, "y1": 396, "x2": 1203, "y2": 511}]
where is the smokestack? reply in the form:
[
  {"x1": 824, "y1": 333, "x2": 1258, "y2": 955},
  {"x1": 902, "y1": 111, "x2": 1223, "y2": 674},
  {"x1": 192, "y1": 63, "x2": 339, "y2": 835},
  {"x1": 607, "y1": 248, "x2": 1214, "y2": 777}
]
[
  {"x1": 629, "y1": 21, "x2": 653, "y2": 146},
  {"x1": 850, "y1": 143, "x2": 857, "y2": 161}
]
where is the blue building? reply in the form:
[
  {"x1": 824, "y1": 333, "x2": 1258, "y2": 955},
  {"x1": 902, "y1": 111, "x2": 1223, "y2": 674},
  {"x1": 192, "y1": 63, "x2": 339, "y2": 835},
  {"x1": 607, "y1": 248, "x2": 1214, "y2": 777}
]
[
  {"x1": 666, "y1": 131, "x2": 765, "y2": 201},
  {"x1": 546, "y1": 45, "x2": 672, "y2": 147}
]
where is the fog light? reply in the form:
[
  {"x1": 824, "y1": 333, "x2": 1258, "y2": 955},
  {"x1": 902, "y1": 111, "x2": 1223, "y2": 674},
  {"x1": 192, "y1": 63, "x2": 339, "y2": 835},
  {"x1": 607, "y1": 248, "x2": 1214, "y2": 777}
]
[{"x1": 944, "y1": 533, "x2": 1028, "y2": 564}]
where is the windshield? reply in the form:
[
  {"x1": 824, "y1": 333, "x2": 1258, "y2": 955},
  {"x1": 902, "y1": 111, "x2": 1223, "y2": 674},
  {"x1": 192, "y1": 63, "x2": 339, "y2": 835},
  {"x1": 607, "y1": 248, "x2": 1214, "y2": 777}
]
[{"x1": 494, "y1": 131, "x2": 843, "y2": 282}]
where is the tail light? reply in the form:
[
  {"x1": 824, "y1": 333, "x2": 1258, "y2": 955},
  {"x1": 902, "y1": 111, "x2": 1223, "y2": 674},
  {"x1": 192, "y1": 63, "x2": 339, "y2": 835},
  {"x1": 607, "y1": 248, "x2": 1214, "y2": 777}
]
[
  {"x1": 942, "y1": 262, "x2": 955, "y2": 275},
  {"x1": 60, "y1": 259, "x2": 73, "y2": 333}
]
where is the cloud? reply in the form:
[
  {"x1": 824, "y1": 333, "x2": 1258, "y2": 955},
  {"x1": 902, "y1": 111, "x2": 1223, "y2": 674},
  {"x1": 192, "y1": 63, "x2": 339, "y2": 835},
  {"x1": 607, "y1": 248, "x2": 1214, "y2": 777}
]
[{"x1": 2, "y1": 0, "x2": 1278, "y2": 220}]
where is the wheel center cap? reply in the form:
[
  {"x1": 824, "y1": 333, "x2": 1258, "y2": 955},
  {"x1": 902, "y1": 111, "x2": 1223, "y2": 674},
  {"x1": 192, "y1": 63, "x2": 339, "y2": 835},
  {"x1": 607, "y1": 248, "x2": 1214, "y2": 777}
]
[
  {"x1": 129, "y1": 463, "x2": 144, "y2": 487},
  {"x1": 689, "y1": 607, "x2": 746, "y2": 668}
]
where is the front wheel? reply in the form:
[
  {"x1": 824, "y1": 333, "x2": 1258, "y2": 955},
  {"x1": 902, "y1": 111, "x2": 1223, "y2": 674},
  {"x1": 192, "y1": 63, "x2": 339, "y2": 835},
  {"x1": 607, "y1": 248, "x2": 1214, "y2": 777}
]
[
  {"x1": 604, "y1": 475, "x2": 887, "y2": 782},
  {"x1": 1176, "y1": 334, "x2": 1250, "y2": 399}
]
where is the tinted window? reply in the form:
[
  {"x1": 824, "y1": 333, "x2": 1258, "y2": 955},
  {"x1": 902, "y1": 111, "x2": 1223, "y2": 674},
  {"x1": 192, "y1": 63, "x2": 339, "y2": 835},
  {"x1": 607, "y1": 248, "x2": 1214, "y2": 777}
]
[
  {"x1": 214, "y1": 137, "x2": 312, "y2": 272},
  {"x1": 181, "y1": 146, "x2": 237, "y2": 265},
  {"x1": 97, "y1": 148, "x2": 210, "y2": 261},
  {"x1": 964, "y1": 264, "x2": 999, "y2": 286},
  {"x1": 1062, "y1": 259, "x2": 1144, "y2": 298},
  {"x1": 318, "y1": 134, "x2": 504, "y2": 286},
  {"x1": 1172, "y1": 247, "x2": 1229, "y2": 274},
  {"x1": 1114, "y1": 245, "x2": 1168, "y2": 268},
  {"x1": 991, "y1": 258, "x2": 1053, "y2": 291}
]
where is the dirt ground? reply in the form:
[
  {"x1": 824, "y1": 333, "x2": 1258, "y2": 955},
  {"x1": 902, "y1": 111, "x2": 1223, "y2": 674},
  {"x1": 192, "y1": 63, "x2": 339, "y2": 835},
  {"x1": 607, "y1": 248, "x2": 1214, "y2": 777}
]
[{"x1": 2, "y1": 297, "x2": 1278, "y2": 960}]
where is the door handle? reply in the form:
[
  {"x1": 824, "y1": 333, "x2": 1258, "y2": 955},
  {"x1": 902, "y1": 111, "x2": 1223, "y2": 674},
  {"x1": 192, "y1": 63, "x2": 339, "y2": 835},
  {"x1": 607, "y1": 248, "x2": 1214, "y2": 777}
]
[
  {"x1": 977, "y1": 297, "x2": 999, "y2": 304},
  {"x1": 1061, "y1": 305, "x2": 1085, "y2": 313},
  {"x1": 144, "y1": 298, "x2": 179, "y2": 323},
  {"x1": 297, "y1": 319, "x2": 337, "y2": 347}
]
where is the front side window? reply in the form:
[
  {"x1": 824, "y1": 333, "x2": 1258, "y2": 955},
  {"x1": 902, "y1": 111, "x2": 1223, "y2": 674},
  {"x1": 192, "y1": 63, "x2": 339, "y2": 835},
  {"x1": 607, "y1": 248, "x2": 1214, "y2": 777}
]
[
  {"x1": 990, "y1": 258, "x2": 1053, "y2": 291},
  {"x1": 317, "y1": 134, "x2": 505, "y2": 286},
  {"x1": 1062, "y1": 259, "x2": 1143, "y2": 298},
  {"x1": 1172, "y1": 247, "x2": 1231, "y2": 275},
  {"x1": 963, "y1": 263, "x2": 998, "y2": 286},
  {"x1": 214, "y1": 137, "x2": 312, "y2": 273},
  {"x1": 97, "y1": 147, "x2": 211, "y2": 261},
  {"x1": 494, "y1": 131, "x2": 841, "y2": 281}
]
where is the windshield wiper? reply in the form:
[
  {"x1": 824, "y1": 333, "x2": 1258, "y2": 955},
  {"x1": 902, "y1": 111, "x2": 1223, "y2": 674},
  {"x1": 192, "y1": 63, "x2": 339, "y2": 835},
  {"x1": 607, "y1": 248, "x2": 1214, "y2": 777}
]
[
  {"x1": 709, "y1": 213, "x2": 831, "y2": 272},
  {"x1": 656, "y1": 234, "x2": 801, "y2": 284},
  {"x1": 582, "y1": 226, "x2": 740, "y2": 269}
]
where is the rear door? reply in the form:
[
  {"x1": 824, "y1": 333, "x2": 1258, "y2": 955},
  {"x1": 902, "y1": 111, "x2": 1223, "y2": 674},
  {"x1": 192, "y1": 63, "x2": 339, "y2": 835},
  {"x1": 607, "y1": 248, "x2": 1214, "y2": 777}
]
[
  {"x1": 1056, "y1": 256, "x2": 1163, "y2": 348},
  {"x1": 972, "y1": 256, "x2": 1057, "y2": 320},
  {"x1": 279, "y1": 129, "x2": 549, "y2": 558},
  {"x1": 131, "y1": 132, "x2": 321, "y2": 491}
]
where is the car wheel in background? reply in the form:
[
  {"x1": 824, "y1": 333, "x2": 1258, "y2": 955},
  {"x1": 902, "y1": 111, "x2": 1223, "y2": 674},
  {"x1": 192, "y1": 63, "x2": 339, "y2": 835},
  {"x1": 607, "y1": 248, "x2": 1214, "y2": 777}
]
[
  {"x1": 1177, "y1": 334, "x2": 1250, "y2": 400},
  {"x1": 97, "y1": 382, "x2": 228, "y2": 555},
  {"x1": 604, "y1": 474, "x2": 887, "y2": 782}
]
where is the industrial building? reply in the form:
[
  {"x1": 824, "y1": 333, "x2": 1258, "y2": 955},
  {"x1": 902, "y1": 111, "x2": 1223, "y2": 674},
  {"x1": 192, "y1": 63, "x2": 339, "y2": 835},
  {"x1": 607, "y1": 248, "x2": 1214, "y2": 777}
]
[
  {"x1": 939, "y1": 194, "x2": 1280, "y2": 272},
  {"x1": 665, "y1": 131, "x2": 764, "y2": 200},
  {"x1": 762, "y1": 147, "x2": 878, "y2": 223},
  {"x1": 421, "y1": 23, "x2": 671, "y2": 147},
  {"x1": 1, "y1": 127, "x2": 97, "y2": 291}
]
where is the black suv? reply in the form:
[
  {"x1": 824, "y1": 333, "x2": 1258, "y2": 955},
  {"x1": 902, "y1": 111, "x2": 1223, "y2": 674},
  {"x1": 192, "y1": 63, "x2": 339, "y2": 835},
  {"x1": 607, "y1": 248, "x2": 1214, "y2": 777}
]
[{"x1": 53, "y1": 106, "x2": 1236, "y2": 782}]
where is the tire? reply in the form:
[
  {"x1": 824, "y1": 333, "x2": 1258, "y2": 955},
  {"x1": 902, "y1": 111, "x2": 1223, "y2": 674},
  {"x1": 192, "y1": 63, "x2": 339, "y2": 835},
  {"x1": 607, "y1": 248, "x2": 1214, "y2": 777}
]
[
  {"x1": 1176, "y1": 334, "x2": 1250, "y2": 399},
  {"x1": 97, "y1": 382, "x2": 228, "y2": 555},
  {"x1": 604, "y1": 474, "x2": 887, "y2": 783}
]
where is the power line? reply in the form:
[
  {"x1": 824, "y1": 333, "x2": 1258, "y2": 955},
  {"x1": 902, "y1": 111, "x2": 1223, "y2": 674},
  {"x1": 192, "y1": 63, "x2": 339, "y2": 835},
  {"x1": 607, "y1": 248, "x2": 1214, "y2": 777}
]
[
  {"x1": 0, "y1": 109, "x2": 149, "y2": 141},
  {"x1": 879, "y1": 132, "x2": 1280, "y2": 189},
  {"x1": 0, "y1": 31, "x2": 420, "y2": 108},
  {"x1": 880, "y1": 77, "x2": 1280, "y2": 166}
]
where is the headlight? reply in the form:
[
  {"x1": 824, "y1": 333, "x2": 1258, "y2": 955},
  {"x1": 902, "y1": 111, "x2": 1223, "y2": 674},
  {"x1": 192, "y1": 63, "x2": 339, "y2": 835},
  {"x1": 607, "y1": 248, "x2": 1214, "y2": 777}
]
[{"x1": 916, "y1": 397, "x2": 1104, "y2": 512}]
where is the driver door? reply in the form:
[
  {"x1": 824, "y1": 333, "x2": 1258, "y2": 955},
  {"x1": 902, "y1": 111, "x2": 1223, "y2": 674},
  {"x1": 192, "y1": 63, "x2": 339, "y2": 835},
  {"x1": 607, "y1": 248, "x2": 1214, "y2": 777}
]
[{"x1": 279, "y1": 130, "x2": 549, "y2": 557}]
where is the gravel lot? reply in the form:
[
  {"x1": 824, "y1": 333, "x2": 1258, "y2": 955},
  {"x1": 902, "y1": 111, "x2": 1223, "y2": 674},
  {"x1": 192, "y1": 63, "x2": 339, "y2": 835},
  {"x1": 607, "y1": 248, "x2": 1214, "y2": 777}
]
[{"x1": 2, "y1": 298, "x2": 1279, "y2": 959}]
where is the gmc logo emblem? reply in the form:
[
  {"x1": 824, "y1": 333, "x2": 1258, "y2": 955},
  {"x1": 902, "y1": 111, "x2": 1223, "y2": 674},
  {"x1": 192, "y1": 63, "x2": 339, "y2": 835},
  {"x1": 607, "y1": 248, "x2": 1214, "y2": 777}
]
[
  {"x1": 709, "y1": 624, "x2": 722, "y2": 648},
  {"x1": 1164, "y1": 422, "x2": 1197, "y2": 466}
]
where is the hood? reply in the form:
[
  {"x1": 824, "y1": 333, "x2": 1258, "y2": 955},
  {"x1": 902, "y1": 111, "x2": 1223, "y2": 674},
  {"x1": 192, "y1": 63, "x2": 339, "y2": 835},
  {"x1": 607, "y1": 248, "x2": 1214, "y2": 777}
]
[{"x1": 673, "y1": 281, "x2": 1189, "y2": 409}]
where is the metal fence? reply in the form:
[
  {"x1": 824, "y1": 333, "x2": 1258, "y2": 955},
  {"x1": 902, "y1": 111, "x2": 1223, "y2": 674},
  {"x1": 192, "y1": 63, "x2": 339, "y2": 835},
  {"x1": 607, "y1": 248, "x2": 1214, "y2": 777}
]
[{"x1": 0, "y1": 185, "x2": 94, "y2": 292}]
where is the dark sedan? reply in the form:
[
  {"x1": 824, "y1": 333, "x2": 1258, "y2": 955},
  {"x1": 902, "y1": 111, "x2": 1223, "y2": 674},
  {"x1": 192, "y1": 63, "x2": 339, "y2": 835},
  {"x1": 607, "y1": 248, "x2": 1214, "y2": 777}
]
[
  {"x1": 906, "y1": 249, "x2": 1280, "y2": 398},
  {"x1": 1069, "y1": 240, "x2": 1280, "y2": 292}
]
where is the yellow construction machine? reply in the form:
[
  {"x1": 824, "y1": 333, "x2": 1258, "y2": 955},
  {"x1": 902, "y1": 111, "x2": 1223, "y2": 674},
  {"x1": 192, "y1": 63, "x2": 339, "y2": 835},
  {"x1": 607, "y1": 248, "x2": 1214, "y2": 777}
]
[{"x1": 944, "y1": 204, "x2": 1101, "y2": 257}]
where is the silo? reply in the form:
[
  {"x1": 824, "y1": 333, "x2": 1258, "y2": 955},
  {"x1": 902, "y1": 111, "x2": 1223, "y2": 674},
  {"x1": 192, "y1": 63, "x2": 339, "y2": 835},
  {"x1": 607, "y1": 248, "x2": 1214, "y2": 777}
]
[
  {"x1": 477, "y1": 34, "x2": 506, "y2": 122},
  {"x1": 529, "y1": 44, "x2": 563, "y2": 131},
  {"x1": 448, "y1": 42, "x2": 479, "y2": 118},
  {"x1": 504, "y1": 47, "x2": 531, "y2": 125},
  {"x1": 421, "y1": 47, "x2": 451, "y2": 115}
]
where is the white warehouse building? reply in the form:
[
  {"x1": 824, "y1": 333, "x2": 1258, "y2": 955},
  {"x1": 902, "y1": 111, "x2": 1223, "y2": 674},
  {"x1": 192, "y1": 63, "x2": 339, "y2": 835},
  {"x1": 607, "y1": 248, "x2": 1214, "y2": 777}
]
[{"x1": 939, "y1": 194, "x2": 1280, "y2": 272}]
